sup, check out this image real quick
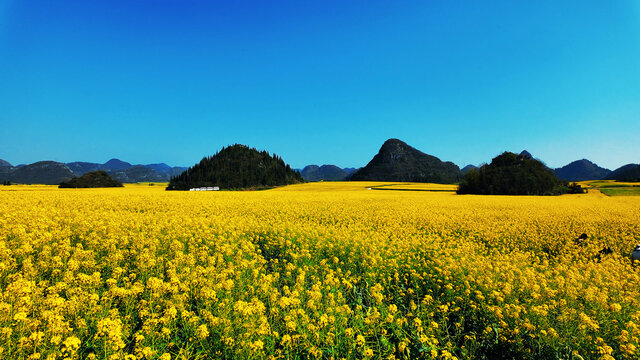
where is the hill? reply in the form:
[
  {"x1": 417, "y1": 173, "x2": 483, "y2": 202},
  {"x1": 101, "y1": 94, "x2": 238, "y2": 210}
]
[
  {"x1": 102, "y1": 158, "x2": 133, "y2": 171},
  {"x1": 520, "y1": 150, "x2": 533, "y2": 159},
  {"x1": 606, "y1": 163, "x2": 640, "y2": 182},
  {"x1": 554, "y1": 159, "x2": 611, "y2": 181},
  {"x1": 145, "y1": 163, "x2": 172, "y2": 174},
  {"x1": 143, "y1": 163, "x2": 187, "y2": 178},
  {"x1": 166, "y1": 144, "x2": 303, "y2": 190},
  {"x1": 110, "y1": 165, "x2": 168, "y2": 183},
  {"x1": 350, "y1": 139, "x2": 462, "y2": 183},
  {"x1": 461, "y1": 165, "x2": 478, "y2": 174},
  {"x1": 0, "y1": 160, "x2": 15, "y2": 184},
  {"x1": 457, "y1": 152, "x2": 583, "y2": 195},
  {"x1": 7, "y1": 161, "x2": 75, "y2": 185},
  {"x1": 59, "y1": 171, "x2": 123, "y2": 188},
  {"x1": 66, "y1": 160, "x2": 185, "y2": 180},
  {"x1": 169, "y1": 166, "x2": 187, "y2": 177},
  {"x1": 66, "y1": 161, "x2": 102, "y2": 175},
  {"x1": 0, "y1": 158, "x2": 187, "y2": 184},
  {"x1": 301, "y1": 165, "x2": 350, "y2": 181}
]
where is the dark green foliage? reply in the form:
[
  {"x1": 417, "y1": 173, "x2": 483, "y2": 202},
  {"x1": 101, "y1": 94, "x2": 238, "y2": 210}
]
[
  {"x1": 457, "y1": 152, "x2": 584, "y2": 195},
  {"x1": 2, "y1": 180, "x2": 10, "y2": 186},
  {"x1": 606, "y1": 163, "x2": 640, "y2": 182},
  {"x1": 350, "y1": 139, "x2": 462, "y2": 183},
  {"x1": 59, "y1": 171, "x2": 123, "y2": 188},
  {"x1": 166, "y1": 144, "x2": 303, "y2": 190}
]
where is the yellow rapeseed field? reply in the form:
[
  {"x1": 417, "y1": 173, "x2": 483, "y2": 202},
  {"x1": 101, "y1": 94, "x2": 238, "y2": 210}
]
[{"x1": 1, "y1": 182, "x2": 639, "y2": 359}]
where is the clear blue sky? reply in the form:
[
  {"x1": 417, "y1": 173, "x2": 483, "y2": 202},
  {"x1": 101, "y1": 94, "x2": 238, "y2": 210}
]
[{"x1": 1, "y1": 1, "x2": 639, "y2": 170}]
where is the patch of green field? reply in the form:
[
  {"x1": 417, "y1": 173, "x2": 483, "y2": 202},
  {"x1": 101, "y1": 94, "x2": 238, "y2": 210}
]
[
  {"x1": 599, "y1": 187, "x2": 640, "y2": 196},
  {"x1": 579, "y1": 180, "x2": 640, "y2": 195}
]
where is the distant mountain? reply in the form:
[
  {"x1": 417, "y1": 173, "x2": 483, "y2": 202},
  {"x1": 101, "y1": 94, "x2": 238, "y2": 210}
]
[
  {"x1": 67, "y1": 161, "x2": 102, "y2": 176},
  {"x1": 110, "y1": 165, "x2": 167, "y2": 183},
  {"x1": 301, "y1": 165, "x2": 350, "y2": 181},
  {"x1": 102, "y1": 158, "x2": 132, "y2": 171},
  {"x1": 7, "y1": 161, "x2": 75, "y2": 185},
  {"x1": 0, "y1": 157, "x2": 187, "y2": 184},
  {"x1": 144, "y1": 163, "x2": 187, "y2": 178},
  {"x1": 555, "y1": 159, "x2": 611, "y2": 181},
  {"x1": 606, "y1": 164, "x2": 640, "y2": 182},
  {"x1": 167, "y1": 144, "x2": 303, "y2": 190},
  {"x1": 461, "y1": 165, "x2": 478, "y2": 174},
  {"x1": 169, "y1": 167, "x2": 187, "y2": 177},
  {"x1": 66, "y1": 160, "x2": 186, "y2": 182},
  {"x1": 350, "y1": 139, "x2": 462, "y2": 183},
  {"x1": 343, "y1": 167, "x2": 358, "y2": 175},
  {"x1": 520, "y1": 150, "x2": 533, "y2": 159},
  {"x1": 145, "y1": 163, "x2": 172, "y2": 174},
  {"x1": 0, "y1": 160, "x2": 15, "y2": 182}
]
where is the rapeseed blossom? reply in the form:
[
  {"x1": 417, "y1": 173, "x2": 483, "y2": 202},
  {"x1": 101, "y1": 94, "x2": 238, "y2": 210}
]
[{"x1": 0, "y1": 182, "x2": 638, "y2": 358}]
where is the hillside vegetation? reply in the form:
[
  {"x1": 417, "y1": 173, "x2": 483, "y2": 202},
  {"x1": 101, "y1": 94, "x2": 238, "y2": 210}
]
[
  {"x1": 59, "y1": 170, "x2": 123, "y2": 188},
  {"x1": 458, "y1": 152, "x2": 584, "y2": 195},
  {"x1": 607, "y1": 164, "x2": 640, "y2": 182},
  {"x1": 166, "y1": 144, "x2": 303, "y2": 190},
  {"x1": 350, "y1": 139, "x2": 462, "y2": 183}
]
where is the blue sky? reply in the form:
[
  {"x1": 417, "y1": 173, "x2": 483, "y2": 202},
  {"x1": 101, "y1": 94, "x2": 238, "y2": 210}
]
[{"x1": 1, "y1": 1, "x2": 639, "y2": 170}]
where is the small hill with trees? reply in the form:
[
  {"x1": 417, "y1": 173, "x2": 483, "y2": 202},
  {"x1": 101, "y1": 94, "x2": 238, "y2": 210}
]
[
  {"x1": 59, "y1": 171, "x2": 123, "y2": 188},
  {"x1": 606, "y1": 164, "x2": 640, "y2": 182},
  {"x1": 350, "y1": 139, "x2": 462, "y2": 183},
  {"x1": 457, "y1": 152, "x2": 584, "y2": 195},
  {"x1": 166, "y1": 144, "x2": 303, "y2": 190}
]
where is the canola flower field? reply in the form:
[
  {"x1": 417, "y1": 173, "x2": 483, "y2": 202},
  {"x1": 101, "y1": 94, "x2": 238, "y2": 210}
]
[{"x1": 1, "y1": 182, "x2": 639, "y2": 360}]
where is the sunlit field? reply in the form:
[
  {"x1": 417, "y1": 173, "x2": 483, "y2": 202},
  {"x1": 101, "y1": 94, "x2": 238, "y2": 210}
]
[
  {"x1": 1, "y1": 182, "x2": 639, "y2": 359},
  {"x1": 579, "y1": 180, "x2": 640, "y2": 197}
]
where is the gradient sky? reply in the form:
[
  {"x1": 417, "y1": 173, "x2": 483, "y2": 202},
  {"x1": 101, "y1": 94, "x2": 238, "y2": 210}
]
[{"x1": 1, "y1": 1, "x2": 639, "y2": 170}]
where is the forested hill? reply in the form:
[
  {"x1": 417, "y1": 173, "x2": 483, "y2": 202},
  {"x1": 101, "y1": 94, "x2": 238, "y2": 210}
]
[
  {"x1": 166, "y1": 144, "x2": 303, "y2": 190},
  {"x1": 350, "y1": 138, "x2": 462, "y2": 183},
  {"x1": 457, "y1": 152, "x2": 583, "y2": 195}
]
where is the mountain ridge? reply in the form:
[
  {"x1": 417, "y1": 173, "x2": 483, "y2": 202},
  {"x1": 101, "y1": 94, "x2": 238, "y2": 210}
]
[
  {"x1": 0, "y1": 158, "x2": 187, "y2": 184},
  {"x1": 301, "y1": 165, "x2": 352, "y2": 181},
  {"x1": 350, "y1": 139, "x2": 462, "y2": 183},
  {"x1": 606, "y1": 163, "x2": 640, "y2": 181},
  {"x1": 554, "y1": 159, "x2": 611, "y2": 181}
]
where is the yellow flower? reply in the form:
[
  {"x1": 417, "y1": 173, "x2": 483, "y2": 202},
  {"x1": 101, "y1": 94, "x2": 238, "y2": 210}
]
[
  {"x1": 364, "y1": 347, "x2": 374, "y2": 357},
  {"x1": 345, "y1": 328, "x2": 354, "y2": 337},
  {"x1": 196, "y1": 324, "x2": 209, "y2": 339},
  {"x1": 281, "y1": 334, "x2": 292, "y2": 347},
  {"x1": 62, "y1": 336, "x2": 81, "y2": 353}
]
